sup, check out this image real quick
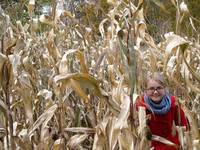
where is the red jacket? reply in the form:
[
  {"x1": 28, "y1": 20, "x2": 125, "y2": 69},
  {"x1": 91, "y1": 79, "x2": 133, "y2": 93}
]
[{"x1": 136, "y1": 96, "x2": 188, "y2": 150}]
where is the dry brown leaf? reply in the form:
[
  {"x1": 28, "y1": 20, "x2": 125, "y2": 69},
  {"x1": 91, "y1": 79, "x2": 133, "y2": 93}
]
[
  {"x1": 27, "y1": 0, "x2": 35, "y2": 16},
  {"x1": 53, "y1": 138, "x2": 65, "y2": 150},
  {"x1": 0, "y1": 53, "x2": 7, "y2": 87},
  {"x1": 29, "y1": 104, "x2": 58, "y2": 136},
  {"x1": 59, "y1": 53, "x2": 69, "y2": 74},
  {"x1": 92, "y1": 131, "x2": 107, "y2": 150},
  {"x1": 152, "y1": 134, "x2": 178, "y2": 147},
  {"x1": 70, "y1": 78, "x2": 89, "y2": 103},
  {"x1": 165, "y1": 33, "x2": 189, "y2": 54},
  {"x1": 47, "y1": 29, "x2": 61, "y2": 61},
  {"x1": 107, "y1": 93, "x2": 130, "y2": 150},
  {"x1": 0, "y1": 99, "x2": 11, "y2": 118},
  {"x1": 182, "y1": 52, "x2": 200, "y2": 82},
  {"x1": 138, "y1": 107, "x2": 146, "y2": 133},
  {"x1": 185, "y1": 78, "x2": 200, "y2": 93},
  {"x1": 18, "y1": 72, "x2": 33, "y2": 124},
  {"x1": 118, "y1": 127, "x2": 134, "y2": 150},
  {"x1": 17, "y1": 129, "x2": 32, "y2": 149},
  {"x1": 39, "y1": 126, "x2": 53, "y2": 150},
  {"x1": 99, "y1": 18, "x2": 108, "y2": 39},
  {"x1": 67, "y1": 134, "x2": 88, "y2": 149},
  {"x1": 0, "y1": 0, "x2": 199, "y2": 149},
  {"x1": 54, "y1": 73, "x2": 102, "y2": 97},
  {"x1": 137, "y1": 20, "x2": 146, "y2": 39},
  {"x1": 93, "y1": 114, "x2": 111, "y2": 150},
  {"x1": 64, "y1": 127, "x2": 95, "y2": 134},
  {"x1": 152, "y1": 0, "x2": 170, "y2": 14},
  {"x1": 107, "y1": 0, "x2": 119, "y2": 6},
  {"x1": 76, "y1": 50, "x2": 88, "y2": 73},
  {"x1": 189, "y1": 17, "x2": 197, "y2": 32},
  {"x1": 8, "y1": 54, "x2": 21, "y2": 76},
  {"x1": 21, "y1": 88, "x2": 33, "y2": 124}
]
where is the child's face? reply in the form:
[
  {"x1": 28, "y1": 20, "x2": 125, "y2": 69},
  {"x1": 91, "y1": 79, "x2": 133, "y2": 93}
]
[{"x1": 146, "y1": 79, "x2": 165, "y2": 103}]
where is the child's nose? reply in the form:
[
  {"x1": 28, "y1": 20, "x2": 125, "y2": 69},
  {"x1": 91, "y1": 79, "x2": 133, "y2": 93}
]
[{"x1": 153, "y1": 89, "x2": 159, "y2": 94}]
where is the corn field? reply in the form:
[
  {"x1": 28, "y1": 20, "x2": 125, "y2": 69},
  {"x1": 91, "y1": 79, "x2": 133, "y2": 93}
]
[{"x1": 0, "y1": 0, "x2": 199, "y2": 149}]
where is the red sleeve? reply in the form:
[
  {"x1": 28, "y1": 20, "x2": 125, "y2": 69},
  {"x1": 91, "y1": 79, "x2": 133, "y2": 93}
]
[{"x1": 135, "y1": 96, "x2": 147, "y2": 111}]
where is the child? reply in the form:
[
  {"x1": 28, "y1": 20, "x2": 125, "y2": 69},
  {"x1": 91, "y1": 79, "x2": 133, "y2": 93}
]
[{"x1": 136, "y1": 72, "x2": 188, "y2": 150}]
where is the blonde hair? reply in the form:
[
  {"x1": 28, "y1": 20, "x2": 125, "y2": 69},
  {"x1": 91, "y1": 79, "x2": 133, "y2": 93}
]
[{"x1": 144, "y1": 72, "x2": 165, "y2": 88}]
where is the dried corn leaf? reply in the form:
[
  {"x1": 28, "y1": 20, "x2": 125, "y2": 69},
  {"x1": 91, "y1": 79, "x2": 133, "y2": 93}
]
[
  {"x1": 165, "y1": 33, "x2": 189, "y2": 54},
  {"x1": 137, "y1": 20, "x2": 146, "y2": 39},
  {"x1": 64, "y1": 127, "x2": 95, "y2": 134},
  {"x1": 47, "y1": 29, "x2": 61, "y2": 61},
  {"x1": 92, "y1": 131, "x2": 107, "y2": 150},
  {"x1": 15, "y1": 129, "x2": 32, "y2": 150},
  {"x1": 189, "y1": 17, "x2": 197, "y2": 32},
  {"x1": 0, "y1": 0, "x2": 199, "y2": 149},
  {"x1": 185, "y1": 110, "x2": 200, "y2": 140},
  {"x1": 69, "y1": 78, "x2": 89, "y2": 103},
  {"x1": 27, "y1": 0, "x2": 35, "y2": 16},
  {"x1": 8, "y1": 54, "x2": 21, "y2": 76},
  {"x1": 67, "y1": 134, "x2": 88, "y2": 149},
  {"x1": 99, "y1": 18, "x2": 108, "y2": 39},
  {"x1": 170, "y1": 0, "x2": 176, "y2": 6},
  {"x1": 53, "y1": 138, "x2": 65, "y2": 150},
  {"x1": 107, "y1": 0, "x2": 119, "y2": 6},
  {"x1": 152, "y1": 0, "x2": 170, "y2": 14},
  {"x1": 21, "y1": 89, "x2": 33, "y2": 124},
  {"x1": 54, "y1": 73, "x2": 102, "y2": 97},
  {"x1": 138, "y1": 106, "x2": 146, "y2": 133},
  {"x1": 29, "y1": 104, "x2": 58, "y2": 136},
  {"x1": 0, "y1": 53, "x2": 7, "y2": 86},
  {"x1": 76, "y1": 50, "x2": 88, "y2": 73},
  {"x1": 0, "y1": 99, "x2": 10, "y2": 116},
  {"x1": 185, "y1": 78, "x2": 200, "y2": 93},
  {"x1": 39, "y1": 126, "x2": 54, "y2": 150},
  {"x1": 152, "y1": 134, "x2": 178, "y2": 147},
  {"x1": 59, "y1": 53, "x2": 69, "y2": 74},
  {"x1": 108, "y1": 93, "x2": 130, "y2": 150},
  {"x1": 118, "y1": 127, "x2": 134, "y2": 150},
  {"x1": 182, "y1": 52, "x2": 200, "y2": 82},
  {"x1": 93, "y1": 114, "x2": 111, "y2": 150}
]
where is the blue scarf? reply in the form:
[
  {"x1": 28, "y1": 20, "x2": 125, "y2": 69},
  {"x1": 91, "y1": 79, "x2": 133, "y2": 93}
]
[{"x1": 144, "y1": 94, "x2": 171, "y2": 115}]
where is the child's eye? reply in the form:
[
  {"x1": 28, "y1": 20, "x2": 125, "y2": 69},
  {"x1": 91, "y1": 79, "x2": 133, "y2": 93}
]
[
  {"x1": 147, "y1": 86, "x2": 164, "y2": 93},
  {"x1": 157, "y1": 86, "x2": 164, "y2": 90}
]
